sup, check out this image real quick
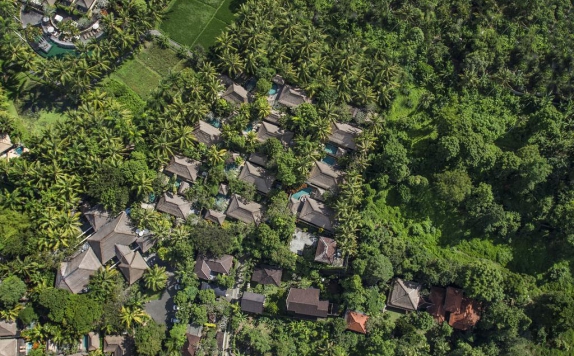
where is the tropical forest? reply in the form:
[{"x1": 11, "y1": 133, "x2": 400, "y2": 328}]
[{"x1": 0, "y1": 0, "x2": 573, "y2": 355}]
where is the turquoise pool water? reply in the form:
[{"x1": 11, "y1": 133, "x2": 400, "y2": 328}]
[
  {"x1": 268, "y1": 83, "x2": 279, "y2": 95},
  {"x1": 324, "y1": 143, "x2": 338, "y2": 155},
  {"x1": 292, "y1": 187, "x2": 313, "y2": 200},
  {"x1": 242, "y1": 123, "x2": 253, "y2": 134},
  {"x1": 322, "y1": 156, "x2": 336, "y2": 166},
  {"x1": 83, "y1": 335, "x2": 89, "y2": 350},
  {"x1": 26, "y1": 343, "x2": 32, "y2": 353},
  {"x1": 15, "y1": 146, "x2": 23, "y2": 155},
  {"x1": 207, "y1": 119, "x2": 221, "y2": 128}
]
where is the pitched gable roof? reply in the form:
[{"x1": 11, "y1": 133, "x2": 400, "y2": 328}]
[
  {"x1": 345, "y1": 311, "x2": 369, "y2": 334},
  {"x1": 116, "y1": 246, "x2": 148, "y2": 285},
  {"x1": 238, "y1": 162, "x2": 275, "y2": 194},
  {"x1": 314, "y1": 237, "x2": 337, "y2": 264},
  {"x1": 0, "y1": 321, "x2": 17, "y2": 337},
  {"x1": 194, "y1": 255, "x2": 233, "y2": 280},
  {"x1": 226, "y1": 194, "x2": 262, "y2": 224},
  {"x1": 204, "y1": 209, "x2": 226, "y2": 225},
  {"x1": 88, "y1": 212, "x2": 137, "y2": 264},
  {"x1": 248, "y1": 152, "x2": 269, "y2": 167},
  {"x1": 427, "y1": 286, "x2": 446, "y2": 323},
  {"x1": 293, "y1": 197, "x2": 335, "y2": 232},
  {"x1": 0, "y1": 134, "x2": 12, "y2": 155},
  {"x1": 88, "y1": 332, "x2": 100, "y2": 351},
  {"x1": 83, "y1": 206, "x2": 113, "y2": 232},
  {"x1": 277, "y1": 86, "x2": 310, "y2": 108},
  {"x1": 104, "y1": 335, "x2": 132, "y2": 356},
  {"x1": 194, "y1": 121, "x2": 221, "y2": 145},
  {"x1": 444, "y1": 287, "x2": 464, "y2": 313},
  {"x1": 263, "y1": 110, "x2": 284, "y2": 125},
  {"x1": 307, "y1": 161, "x2": 343, "y2": 190},
  {"x1": 182, "y1": 333, "x2": 201, "y2": 356},
  {"x1": 56, "y1": 247, "x2": 102, "y2": 294},
  {"x1": 387, "y1": 278, "x2": 421, "y2": 311},
  {"x1": 0, "y1": 339, "x2": 17, "y2": 356},
  {"x1": 328, "y1": 122, "x2": 363, "y2": 150},
  {"x1": 448, "y1": 298, "x2": 482, "y2": 330},
  {"x1": 286, "y1": 288, "x2": 329, "y2": 318},
  {"x1": 256, "y1": 121, "x2": 294, "y2": 145},
  {"x1": 241, "y1": 292, "x2": 265, "y2": 314},
  {"x1": 251, "y1": 266, "x2": 282, "y2": 287},
  {"x1": 156, "y1": 193, "x2": 192, "y2": 219},
  {"x1": 165, "y1": 155, "x2": 201, "y2": 183},
  {"x1": 222, "y1": 83, "x2": 249, "y2": 104}
]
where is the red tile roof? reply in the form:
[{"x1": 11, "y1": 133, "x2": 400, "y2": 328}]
[
  {"x1": 448, "y1": 297, "x2": 482, "y2": 330},
  {"x1": 427, "y1": 287, "x2": 446, "y2": 323},
  {"x1": 444, "y1": 287, "x2": 463, "y2": 313},
  {"x1": 346, "y1": 311, "x2": 369, "y2": 334}
]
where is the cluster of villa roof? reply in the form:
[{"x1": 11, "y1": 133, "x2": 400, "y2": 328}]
[
  {"x1": 387, "y1": 278, "x2": 482, "y2": 330},
  {"x1": 56, "y1": 208, "x2": 153, "y2": 294}
]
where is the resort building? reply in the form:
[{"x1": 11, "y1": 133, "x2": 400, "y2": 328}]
[
  {"x1": 225, "y1": 194, "x2": 263, "y2": 224},
  {"x1": 194, "y1": 255, "x2": 234, "y2": 281},
  {"x1": 328, "y1": 122, "x2": 363, "y2": 151},
  {"x1": 203, "y1": 209, "x2": 226, "y2": 225},
  {"x1": 256, "y1": 121, "x2": 294, "y2": 146},
  {"x1": 194, "y1": 120, "x2": 222, "y2": 145},
  {"x1": 156, "y1": 193, "x2": 193, "y2": 219},
  {"x1": 345, "y1": 311, "x2": 369, "y2": 334},
  {"x1": 240, "y1": 292, "x2": 265, "y2": 314},
  {"x1": 290, "y1": 197, "x2": 335, "y2": 232},
  {"x1": 307, "y1": 161, "x2": 343, "y2": 191},
  {"x1": 277, "y1": 85, "x2": 311, "y2": 108},
  {"x1": 237, "y1": 162, "x2": 276, "y2": 195},
  {"x1": 164, "y1": 155, "x2": 202, "y2": 184},
  {"x1": 55, "y1": 247, "x2": 102, "y2": 294},
  {"x1": 286, "y1": 288, "x2": 329, "y2": 318},
  {"x1": 222, "y1": 83, "x2": 249, "y2": 105},
  {"x1": 387, "y1": 278, "x2": 422, "y2": 312},
  {"x1": 251, "y1": 266, "x2": 282, "y2": 287}
]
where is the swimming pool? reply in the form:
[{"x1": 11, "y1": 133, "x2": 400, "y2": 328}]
[
  {"x1": 322, "y1": 156, "x2": 336, "y2": 166},
  {"x1": 292, "y1": 187, "x2": 313, "y2": 200},
  {"x1": 242, "y1": 123, "x2": 253, "y2": 134},
  {"x1": 324, "y1": 143, "x2": 338, "y2": 155},
  {"x1": 268, "y1": 83, "x2": 279, "y2": 96},
  {"x1": 207, "y1": 119, "x2": 221, "y2": 128}
]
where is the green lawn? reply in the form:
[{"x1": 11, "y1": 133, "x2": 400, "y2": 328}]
[
  {"x1": 160, "y1": 0, "x2": 236, "y2": 49},
  {"x1": 136, "y1": 44, "x2": 182, "y2": 76},
  {"x1": 17, "y1": 110, "x2": 67, "y2": 137},
  {"x1": 111, "y1": 59, "x2": 162, "y2": 100}
]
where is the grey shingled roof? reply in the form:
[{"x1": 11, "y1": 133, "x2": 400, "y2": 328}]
[
  {"x1": 263, "y1": 110, "x2": 284, "y2": 125},
  {"x1": 226, "y1": 194, "x2": 262, "y2": 224},
  {"x1": 307, "y1": 161, "x2": 343, "y2": 190},
  {"x1": 165, "y1": 155, "x2": 201, "y2": 183},
  {"x1": 0, "y1": 134, "x2": 12, "y2": 155},
  {"x1": 248, "y1": 152, "x2": 269, "y2": 167},
  {"x1": 293, "y1": 197, "x2": 335, "y2": 232},
  {"x1": 328, "y1": 122, "x2": 363, "y2": 150},
  {"x1": 0, "y1": 339, "x2": 17, "y2": 356},
  {"x1": 314, "y1": 237, "x2": 337, "y2": 264},
  {"x1": 204, "y1": 209, "x2": 226, "y2": 225},
  {"x1": 241, "y1": 292, "x2": 265, "y2": 314},
  {"x1": 237, "y1": 162, "x2": 275, "y2": 194},
  {"x1": 87, "y1": 212, "x2": 137, "y2": 264},
  {"x1": 387, "y1": 278, "x2": 421, "y2": 311},
  {"x1": 0, "y1": 321, "x2": 17, "y2": 337},
  {"x1": 194, "y1": 121, "x2": 222, "y2": 145},
  {"x1": 256, "y1": 122, "x2": 294, "y2": 145},
  {"x1": 222, "y1": 83, "x2": 249, "y2": 104},
  {"x1": 286, "y1": 288, "x2": 329, "y2": 318},
  {"x1": 116, "y1": 246, "x2": 148, "y2": 285},
  {"x1": 194, "y1": 255, "x2": 234, "y2": 280},
  {"x1": 83, "y1": 206, "x2": 113, "y2": 232},
  {"x1": 104, "y1": 335, "x2": 132, "y2": 356},
  {"x1": 251, "y1": 266, "x2": 282, "y2": 287},
  {"x1": 156, "y1": 193, "x2": 192, "y2": 219},
  {"x1": 88, "y1": 332, "x2": 100, "y2": 351},
  {"x1": 277, "y1": 86, "x2": 310, "y2": 108},
  {"x1": 56, "y1": 247, "x2": 102, "y2": 294}
]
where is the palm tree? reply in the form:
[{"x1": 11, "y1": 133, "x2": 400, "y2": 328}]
[
  {"x1": 89, "y1": 266, "x2": 120, "y2": 301},
  {"x1": 144, "y1": 265, "x2": 168, "y2": 292},
  {"x1": 120, "y1": 305, "x2": 149, "y2": 330},
  {"x1": 218, "y1": 51, "x2": 244, "y2": 78},
  {"x1": 173, "y1": 126, "x2": 196, "y2": 151},
  {"x1": 132, "y1": 173, "x2": 154, "y2": 200},
  {"x1": 206, "y1": 146, "x2": 227, "y2": 167}
]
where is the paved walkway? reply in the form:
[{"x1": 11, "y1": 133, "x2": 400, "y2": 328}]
[{"x1": 144, "y1": 273, "x2": 176, "y2": 325}]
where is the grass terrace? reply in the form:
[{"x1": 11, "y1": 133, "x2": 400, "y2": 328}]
[{"x1": 160, "y1": 0, "x2": 237, "y2": 49}]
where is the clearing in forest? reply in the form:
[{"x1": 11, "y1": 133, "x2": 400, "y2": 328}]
[
  {"x1": 110, "y1": 43, "x2": 183, "y2": 99},
  {"x1": 160, "y1": 0, "x2": 236, "y2": 49}
]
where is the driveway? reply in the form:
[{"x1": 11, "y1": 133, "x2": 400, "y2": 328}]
[{"x1": 144, "y1": 274, "x2": 176, "y2": 325}]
